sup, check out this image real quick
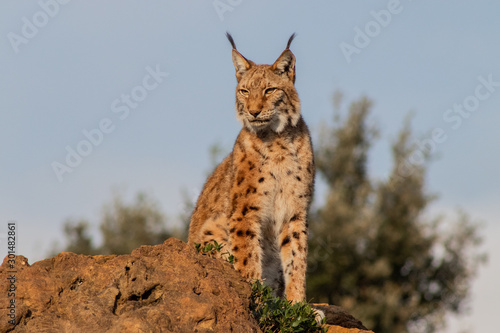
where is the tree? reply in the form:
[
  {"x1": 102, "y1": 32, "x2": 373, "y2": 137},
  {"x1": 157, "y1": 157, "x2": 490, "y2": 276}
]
[
  {"x1": 307, "y1": 94, "x2": 486, "y2": 333},
  {"x1": 99, "y1": 192, "x2": 171, "y2": 254},
  {"x1": 59, "y1": 191, "x2": 171, "y2": 255},
  {"x1": 62, "y1": 219, "x2": 97, "y2": 255}
]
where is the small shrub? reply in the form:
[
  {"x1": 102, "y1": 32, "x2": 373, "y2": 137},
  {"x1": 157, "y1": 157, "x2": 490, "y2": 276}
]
[
  {"x1": 195, "y1": 240, "x2": 223, "y2": 256},
  {"x1": 194, "y1": 242, "x2": 322, "y2": 331},
  {"x1": 250, "y1": 280, "x2": 326, "y2": 333},
  {"x1": 194, "y1": 241, "x2": 234, "y2": 264}
]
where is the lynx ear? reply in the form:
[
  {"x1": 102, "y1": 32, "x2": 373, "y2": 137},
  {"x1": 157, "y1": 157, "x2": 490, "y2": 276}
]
[
  {"x1": 272, "y1": 33, "x2": 296, "y2": 83},
  {"x1": 232, "y1": 49, "x2": 253, "y2": 82},
  {"x1": 226, "y1": 32, "x2": 254, "y2": 82}
]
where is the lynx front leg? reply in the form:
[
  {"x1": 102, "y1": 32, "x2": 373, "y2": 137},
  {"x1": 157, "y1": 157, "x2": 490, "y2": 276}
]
[
  {"x1": 279, "y1": 214, "x2": 308, "y2": 302},
  {"x1": 228, "y1": 211, "x2": 263, "y2": 282}
]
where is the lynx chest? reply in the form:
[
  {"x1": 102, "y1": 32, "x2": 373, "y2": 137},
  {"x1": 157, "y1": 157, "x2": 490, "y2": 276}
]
[{"x1": 229, "y1": 130, "x2": 314, "y2": 231}]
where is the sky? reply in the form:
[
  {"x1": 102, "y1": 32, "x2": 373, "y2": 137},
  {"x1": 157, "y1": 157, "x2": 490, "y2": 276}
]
[{"x1": 1, "y1": 1, "x2": 499, "y2": 331}]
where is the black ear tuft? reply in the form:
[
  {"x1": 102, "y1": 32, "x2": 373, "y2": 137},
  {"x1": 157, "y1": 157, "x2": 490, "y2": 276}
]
[
  {"x1": 286, "y1": 33, "x2": 296, "y2": 50},
  {"x1": 227, "y1": 33, "x2": 254, "y2": 82},
  {"x1": 226, "y1": 32, "x2": 237, "y2": 49}
]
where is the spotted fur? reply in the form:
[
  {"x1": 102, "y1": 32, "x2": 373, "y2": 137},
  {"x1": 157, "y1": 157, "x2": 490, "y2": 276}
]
[{"x1": 188, "y1": 33, "x2": 314, "y2": 303}]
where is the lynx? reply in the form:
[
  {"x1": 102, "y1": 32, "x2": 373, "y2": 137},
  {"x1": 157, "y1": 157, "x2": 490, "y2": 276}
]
[{"x1": 188, "y1": 33, "x2": 314, "y2": 303}]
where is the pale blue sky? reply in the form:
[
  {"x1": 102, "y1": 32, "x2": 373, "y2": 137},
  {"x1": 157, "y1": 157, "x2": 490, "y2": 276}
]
[{"x1": 1, "y1": 1, "x2": 499, "y2": 331}]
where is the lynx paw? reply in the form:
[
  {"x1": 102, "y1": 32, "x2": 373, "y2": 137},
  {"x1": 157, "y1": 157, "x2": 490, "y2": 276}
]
[{"x1": 313, "y1": 308, "x2": 325, "y2": 324}]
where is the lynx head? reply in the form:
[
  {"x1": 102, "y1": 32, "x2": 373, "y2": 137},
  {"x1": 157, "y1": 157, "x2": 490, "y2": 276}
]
[{"x1": 226, "y1": 33, "x2": 301, "y2": 134}]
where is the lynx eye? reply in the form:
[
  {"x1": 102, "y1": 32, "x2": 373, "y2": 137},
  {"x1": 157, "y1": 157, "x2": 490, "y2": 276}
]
[
  {"x1": 265, "y1": 88, "x2": 277, "y2": 95},
  {"x1": 239, "y1": 89, "x2": 249, "y2": 97}
]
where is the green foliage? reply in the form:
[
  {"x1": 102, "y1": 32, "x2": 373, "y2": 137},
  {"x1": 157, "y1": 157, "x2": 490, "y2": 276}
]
[
  {"x1": 195, "y1": 240, "x2": 223, "y2": 255},
  {"x1": 58, "y1": 191, "x2": 171, "y2": 255},
  {"x1": 250, "y1": 281, "x2": 325, "y2": 333},
  {"x1": 226, "y1": 253, "x2": 235, "y2": 265},
  {"x1": 194, "y1": 240, "x2": 235, "y2": 264},
  {"x1": 194, "y1": 242, "x2": 322, "y2": 331},
  {"x1": 307, "y1": 93, "x2": 486, "y2": 333}
]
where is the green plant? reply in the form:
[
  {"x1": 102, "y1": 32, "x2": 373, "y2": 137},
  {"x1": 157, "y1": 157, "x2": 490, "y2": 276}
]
[
  {"x1": 250, "y1": 280, "x2": 326, "y2": 333},
  {"x1": 194, "y1": 242, "x2": 323, "y2": 331},
  {"x1": 194, "y1": 240, "x2": 223, "y2": 256},
  {"x1": 194, "y1": 241, "x2": 234, "y2": 264}
]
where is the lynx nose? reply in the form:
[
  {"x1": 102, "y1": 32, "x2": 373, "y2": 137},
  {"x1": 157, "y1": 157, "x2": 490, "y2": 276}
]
[{"x1": 249, "y1": 110, "x2": 261, "y2": 118}]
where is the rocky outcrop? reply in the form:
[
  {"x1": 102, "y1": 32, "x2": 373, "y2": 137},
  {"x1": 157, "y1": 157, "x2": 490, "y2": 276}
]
[
  {"x1": 0, "y1": 238, "x2": 372, "y2": 333},
  {"x1": 0, "y1": 238, "x2": 259, "y2": 332}
]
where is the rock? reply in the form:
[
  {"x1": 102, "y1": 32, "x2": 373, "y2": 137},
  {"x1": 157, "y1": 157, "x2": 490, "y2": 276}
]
[
  {"x1": 312, "y1": 303, "x2": 374, "y2": 333},
  {"x1": 0, "y1": 238, "x2": 260, "y2": 333},
  {"x1": 0, "y1": 238, "x2": 373, "y2": 333}
]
